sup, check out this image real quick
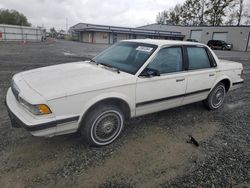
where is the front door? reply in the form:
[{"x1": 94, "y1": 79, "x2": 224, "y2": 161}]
[{"x1": 136, "y1": 47, "x2": 187, "y2": 116}]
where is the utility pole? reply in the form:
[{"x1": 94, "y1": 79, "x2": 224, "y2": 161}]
[{"x1": 66, "y1": 17, "x2": 68, "y2": 34}]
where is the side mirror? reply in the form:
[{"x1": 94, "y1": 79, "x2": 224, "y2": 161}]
[{"x1": 140, "y1": 68, "x2": 160, "y2": 77}]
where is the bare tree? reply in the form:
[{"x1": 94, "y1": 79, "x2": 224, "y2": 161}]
[
  {"x1": 155, "y1": 0, "x2": 246, "y2": 26},
  {"x1": 237, "y1": 0, "x2": 244, "y2": 25},
  {"x1": 224, "y1": 0, "x2": 250, "y2": 25}
]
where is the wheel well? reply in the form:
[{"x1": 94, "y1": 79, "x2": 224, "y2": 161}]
[
  {"x1": 220, "y1": 79, "x2": 231, "y2": 92},
  {"x1": 80, "y1": 98, "x2": 131, "y2": 128}
]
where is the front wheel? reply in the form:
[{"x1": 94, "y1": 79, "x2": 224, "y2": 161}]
[
  {"x1": 204, "y1": 83, "x2": 226, "y2": 110},
  {"x1": 80, "y1": 104, "x2": 124, "y2": 146}
]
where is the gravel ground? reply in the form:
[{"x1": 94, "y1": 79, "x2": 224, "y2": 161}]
[{"x1": 0, "y1": 40, "x2": 249, "y2": 188}]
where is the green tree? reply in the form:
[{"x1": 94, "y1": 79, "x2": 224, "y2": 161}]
[
  {"x1": 181, "y1": 0, "x2": 205, "y2": 25},
  {"x1": 156, "y1": 0, "x2": 206, "y2": 26},
  {"x1": 168, "y1": 4, "x2": 182, "y2": 25},
  {"x1": 156, "y1": 10, "x2": 169, "y2": 24},
  {"x1": 0, "y1": 9, "x2": 31, "y2": 26},
  {"x1": 156, "y1": 4, "x2": 182, "y2": 25},
  {"x1": 204, "y1": 0, "x2": 234, "y2": 26}
]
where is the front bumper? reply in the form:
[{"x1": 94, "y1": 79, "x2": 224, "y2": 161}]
[
  {"x1": 5, "y1": 88, "x2": 79, "y2": 137},
  {"x1": 225, "y1": 45, "x2": 233, "y2": 50}
]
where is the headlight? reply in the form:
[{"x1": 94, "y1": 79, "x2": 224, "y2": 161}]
[
  {"x1": 11, "y1": 79, "x2": 20, "y2": 100},
  {"x1": 19, "y1": 97, "x2": 52, "y2": 115}
]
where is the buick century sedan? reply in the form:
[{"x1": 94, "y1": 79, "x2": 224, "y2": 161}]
[{"x1": 6, "y1": 39, "x2": 244, "y2": 146}]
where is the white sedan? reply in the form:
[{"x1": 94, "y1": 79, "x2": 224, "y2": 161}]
[{"x1": 6, "y1": 39, "x2": 244, "y2": 146}]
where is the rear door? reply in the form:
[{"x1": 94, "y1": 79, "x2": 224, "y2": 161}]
[{"x1": 182, "y1": 46, "x2": 217, "y2": 105}]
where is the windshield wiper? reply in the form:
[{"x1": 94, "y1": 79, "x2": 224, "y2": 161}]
[
  {"x1": 85, "y1": 58, "x2": 98, "y2": 65},
  {"x1": 98, "y1": 63, "x2": 120, "y2": 74},
  {"x1": 90, "y1": 59, "x2": 97, "y2": 64}
]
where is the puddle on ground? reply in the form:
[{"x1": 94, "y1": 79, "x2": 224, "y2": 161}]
[{"x1": 225, "y1": 101, "x2": 245, "y2": 110}]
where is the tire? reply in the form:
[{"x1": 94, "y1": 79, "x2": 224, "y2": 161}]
[
  {"x1": 222, "y1": 46, "x2": 226, "y2": 50},
  {"x1": 204, "y1": 83, "x2": 226, "y2": 110},
  {"x1": 80, "y1": 104, "x2": 124, "y2": 146}
]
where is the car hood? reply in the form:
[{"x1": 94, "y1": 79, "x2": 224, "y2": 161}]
[{"x1": 20, "y1": 61, "x2": 135, "y2": 100}]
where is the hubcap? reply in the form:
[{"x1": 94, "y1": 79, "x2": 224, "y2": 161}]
[
  {"x1": 93, "y1": 112, "x2": 122, "y2": 143},
  {"x1": 212, "y1": 86, "x2": 225, "y2": 108}
]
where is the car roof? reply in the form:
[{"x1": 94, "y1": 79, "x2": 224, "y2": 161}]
[{"x1": 122, "y1": 39, "x2": 205, "y2": 47}]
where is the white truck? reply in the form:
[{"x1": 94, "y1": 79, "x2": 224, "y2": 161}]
[{"x1": 6, "y1": 39, "x2": 244, "y2": 146}]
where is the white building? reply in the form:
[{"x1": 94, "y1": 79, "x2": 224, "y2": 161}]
[
  {"x1": 70, "y1": 22, "x2": 250, "y2": 52},
  {"x1": 69, "y1": 23, "x2": 185, "y2": 44},
  {"x1": 139, "y1": 24, "x2": 250, "y2": 52}
]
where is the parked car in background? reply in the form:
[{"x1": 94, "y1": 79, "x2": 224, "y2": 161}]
[
  {"x1": 187, "y1": 39, "x2": 198, "y2": 42},
  {"x1": 6, "y1": 39, "x2": 243, "y2": 146},
  {"x1": 207, "y1": 40, "x2": 233, "y2": 50}
]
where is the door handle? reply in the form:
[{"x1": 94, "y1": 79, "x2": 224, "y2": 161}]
[
  {"x1": 209, "y1": 73, "x2": 215, "y2": 77},
  {"x1": 176, "y1": 78, "x2": 185, "y2": 82}
]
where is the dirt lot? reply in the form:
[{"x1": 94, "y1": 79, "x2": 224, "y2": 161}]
[{"x1": 0, "y1": 40, "x2": 249, "y2": 188}]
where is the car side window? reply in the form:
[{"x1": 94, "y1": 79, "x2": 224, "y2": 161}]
[
  {"x1": 187, "y1": 47, "x2": 211, "y2": 70},
  {"x1": 147, "y1": 47, "x2": 183, "y2": 74}
]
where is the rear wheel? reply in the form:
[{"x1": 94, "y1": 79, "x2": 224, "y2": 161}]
[
  {"x1": 204, "y1": 83, "x2": 226, "y2": 110},
  {"x1": 80, "y1": 104, "x2": 124, "y2": 146}
]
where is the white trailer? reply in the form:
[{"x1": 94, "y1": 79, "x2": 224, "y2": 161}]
[{"x1": 0, "y1": 24, "x2": 45, "y2": 41}]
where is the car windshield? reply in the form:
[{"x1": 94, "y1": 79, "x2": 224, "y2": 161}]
[{"x1": 93, "y1": 42, "x2": 157, "y2": 74}]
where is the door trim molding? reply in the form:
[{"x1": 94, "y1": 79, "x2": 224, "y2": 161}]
[{"x1": 136, "y1": 88, "x2": 211, "y2": 107}]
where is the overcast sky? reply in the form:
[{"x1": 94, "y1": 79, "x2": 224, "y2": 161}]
[{"x1": 0, "y1": 0, "x2": 185, "y2": 30}]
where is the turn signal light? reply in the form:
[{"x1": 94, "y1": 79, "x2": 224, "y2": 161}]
[{"x1": 38, "y1": 104, "x2": 52, "y2": 114}]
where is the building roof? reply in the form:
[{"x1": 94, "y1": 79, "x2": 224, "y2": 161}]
[
  {"x1": 69, "y1": 23, "x2": 185, "y2": 38},
  {"x1": 138, "y1": 23, "x2": 250, "y2": 29},
  {"x1": 122, "y1": 39, "x2": 204, "y2": 46},
  {"x1": 0, "y1": 24, "x2": 43, "y2": 30}
]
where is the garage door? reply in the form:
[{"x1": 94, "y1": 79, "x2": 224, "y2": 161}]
[
  {"x1": 213, "y1": 32, "x2": 228, "y2": 42},
  {"x1": 116, "y1": 34, "x2": 129, "y2": 42},
  {"x1": 93, "y1": 32, "x2": 109, "y2": 44},
  {"x1": 190, "y1": 30, "x2": 202, "y2": 42}
]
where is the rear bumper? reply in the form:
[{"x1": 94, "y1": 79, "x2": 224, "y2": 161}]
[
  {"x1": 5, "y1": 88, "x2": 80, "y2": 137},
  {"x1": 231, "y1": 80, "x2": 244, "y2": 90}
]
